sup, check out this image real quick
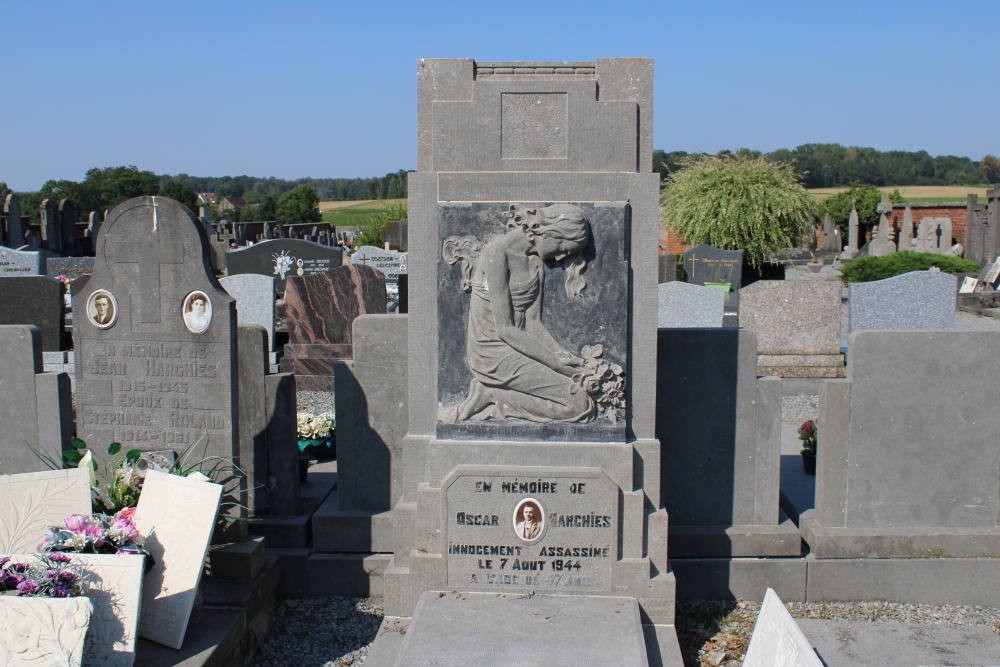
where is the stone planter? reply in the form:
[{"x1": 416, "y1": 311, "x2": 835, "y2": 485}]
[{"x1": 0, "y1": 595, "x2": 93, "y2": 667}]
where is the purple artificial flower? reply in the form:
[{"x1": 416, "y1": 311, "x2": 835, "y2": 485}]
[
  {"x1": 50, "y1": 583, "x2": 70, "y2": 598},
  {"x1": 59, "y1": 570, "x2": 77, "y2": 583},
  {"x1": 11, "y1": 562, "x2": 28, "y2": 573},
  {"x1": 0, "y1": 556, "x2": 9, "y2": 568},
  {"x1": 43, "y1": 569, "x2": 59, "y2": 581},
  {"x1": 63, "y1": 514, "x2": 89, "y2": 533},
  {"x1": 1, "y1": 573, "x2": 19, "y2": 588},
  {"x1": 49, "y1": 553, "x2": 71, "y2": 564},
  {"x1": 114, "y1": 517, "x2": 140, "y2": 542},
  {"x1": 16, "y1": 578, "x2": 39, "y2": 596}
]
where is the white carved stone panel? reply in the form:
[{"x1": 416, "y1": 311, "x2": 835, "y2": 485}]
[
  {"x1": 77, "y1": 553, "x2": 145, "y2": 666},
  {"x1": 743, "y1": 588, "x2": 822, "y2": 667},
  {"x1": 0, "y1": 596, "x2": 93, "y2": 667},
  {"x1": 0, "y1": 468, "x2": 91, "y2": 553},
  {"x1": 133, "y1": 470, "x2": 222, "y2": 649}
]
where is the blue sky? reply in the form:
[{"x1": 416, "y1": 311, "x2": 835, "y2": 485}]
[{"x1": 2, "y1": 1, "x2": 997, "y2": 191}]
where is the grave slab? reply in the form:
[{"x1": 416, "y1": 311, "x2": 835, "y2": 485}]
[
  {"x1": 0, "y1": 468, "x2": 90, "y2": 552},
  {"x1": 681, "y1": 244, "x2": 743, "y2": 288},
  {"x1": 76, "y1": 552, "x2": 146, "y2": 667},
  {"x1": 795, "y1": 618, "x2": 1000, "y2": 667},
  {"x1": 849, "y1": 270, "x2": 957, "y2": 331},
  {"x1": 393, "y1": 591, "x2": 650, "y2": 667},
  {"x1": 739, "y1": 281, "x2": 842, "y2": 355},
  {"x1": 134, "y1": 470, "x2": 223, "y2": 649},
  {"x1": 656, "y1": 281, "x2": 724, "y2": 328},
  {"x1": 351, "y1": 245, "x2": 408, "y2": 281}
]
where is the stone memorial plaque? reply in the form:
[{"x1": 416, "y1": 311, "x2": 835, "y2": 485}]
[
  {"x1": 0, "y1": 245, "x2": 41, "y2": 276},
  {"x1": 225, "y1": 238, "x2": 344, "y2": 294},
  {"x1": 985, "y1": 256, "x2": 1000, "y2": 286},
  {"x1": 743, "y1": 588, "x2": 823, "y2": 667},
  {"x1": 0, "y1": 275, "x2": 66, "y2": 352},
  {"x1": 0, "y1": 468, "x2": 90, "y2": 552},
  {"x1": 444, "y1": 467, "x2": 616, "y2": 594},
  {"x1": 47, "y1": 256, "x2": 95, "y2": 280},
  {"x1": 220, "y1": 273, "x2": 276, "y2": 351},
  {"x1": 73, "y1": 196, "x2": 238, "y2": 463},
  {"x1": 681, "y1": 244, "x2": 743, "y2": 288},
  {"x1": 0, "y1": 596, "x2": 92, "y2": 667},
  {"x1": 351, "y1": 245, "x2": 408, "y2": 281},
  {"x1": 437, "y1": 202, "x2": 628, "y2": 442},
  {"x1": 133, "y1": 470, "x2": 222, "y2": 649}
]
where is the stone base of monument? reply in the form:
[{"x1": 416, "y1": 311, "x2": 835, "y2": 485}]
[
  {"x1": 758, "y1": 353, "x2": 846, "y2": 378},
  {"x1": 670, "y1": 557, "x2": 808, "y2": 602},
  {"x1": 668, "y1": 516, "x2": 803, "y2": 558},
  {"x1": 249, "y1": 459, "x2": 338, "y2": 547},
  {"x1": 312, "y1": 491, "x2": 395, "y2": 552},
  {"x1": 279, "y1": 343, "x2": 353, "y2": 391},
  {"x1": 800, "y1": 510, "x2": 1000, "y2": 559},
  {"x1": 136, "y1": 555, "x2": 279, "y2": 667},
  {"x1": 804, "y1": 555, "x2": 1000, "y2": 606},
  {"x1": 362, "y1": 591, "x2": 683, "y2": 667}
]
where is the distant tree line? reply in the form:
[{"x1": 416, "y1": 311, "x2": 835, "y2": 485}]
[
  {"x1": 654, "y1": 145, "x2": 998, "y2": 188},
  {"x1": 10, "y1": 167, "x2": 410, "y2": 226}
]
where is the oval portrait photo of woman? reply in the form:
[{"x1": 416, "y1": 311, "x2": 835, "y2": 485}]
[
  {"x1": 87, "y1": 289, "x2": 119, "y2": 330},
  {"x1": 512, "y1": 498, "x2": 545, "y2": 543},
  {"x1": 182, "y1": 291, "x2": 213, "y2": 334}
]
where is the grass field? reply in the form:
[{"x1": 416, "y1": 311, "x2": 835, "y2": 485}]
[
  {"x1": 319, "y1": 199, "x2": 406, "y2": 226},
  {"x1": 809, "y1": 185, "x2": 990, "y2": 203}
]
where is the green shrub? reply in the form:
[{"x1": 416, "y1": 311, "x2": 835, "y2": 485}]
[
  {"x1": 357, "y1": 200, "x2": 407, "y2": 248},
  {"x1": 661, "y1": 153, "x2": 818, "y2": 268},
  {"x1": 840, "y1": 251, "x2": 980, "y2": 283}
]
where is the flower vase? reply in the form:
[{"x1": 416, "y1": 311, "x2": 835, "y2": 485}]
[
  {"x1": 801, "y1": 453, "x2": 816, "y2": 475},
  {"x1": 297, "y1": 437, "x2": 336, "y2": 460}
]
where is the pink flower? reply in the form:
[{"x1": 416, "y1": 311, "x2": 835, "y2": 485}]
[
  {"x1": 48, "y1": 553, "x2": 71, "y2": 564},
  {"x1": 50, "y1": 583, "x2": 70, "y2": 598},
  {"x1": 63, "y1": 514, "x2": 89, "y2": 533},
  {"x1": 113, "y1": 517, "x2": 140, "y2": 542},
  {"x1": 117, "y1": 507, "x2": 136, "y2": 521}
]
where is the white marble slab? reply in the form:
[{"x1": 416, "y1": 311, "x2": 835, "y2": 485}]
[
  {"x1": 78, "y1": 553, "x2": 145, "y2": 666},
  {"x1": 133, "y1": 470, "x2": 222, "y2": 649},
  {"x1": 0, "y1": 468, "x2": 91, "y2": 553},
  {"x1": 0, "y1": 596, "x2": 93, "y2": 667},
  {"x1": 743, "y1": 588, "x2": 823, "y2": 667}
]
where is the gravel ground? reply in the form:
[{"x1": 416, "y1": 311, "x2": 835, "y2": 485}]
[
  {"x1": 955, "y1": 310, "x2": 1000, "y2": 331},
  {"x1": 298, "y1": 391, "x2": 336, "y2": 415}
]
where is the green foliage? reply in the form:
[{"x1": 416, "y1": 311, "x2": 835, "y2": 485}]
[
  {"x1": 159, "y1": 180, "x2": 199, "y2": 210},
  {"x1": 83, "y1": 166, "x2": 161, "y2": 210},
  {"x1": 822, "y1": 183, "x2": 903, "y2": 237},
  {"x1": 356, "y1": 200, "x2": 407, "y2": 248},
  {"x1": 980, "y1": 155, "x2": 1000, "y2": 184},
  {"x1": 840, "y1": 251, "x2": 981, "y2": 284},
  {"x1": 275, "y1": 185, "x2": 322, "y2": 225},
  {"x1": 660, "y1": 153, "x2": 819, "y2": 268}
]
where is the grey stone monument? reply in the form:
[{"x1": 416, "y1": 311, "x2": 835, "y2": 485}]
[
  {"x1": 385, "y1": 58, "x2": 675, "y2": 643},
  {"x1": 657, "y1": 281, "x2": 724, "y2": 328},
  {"x1": 849, "y1": 270, "x2": 956, "y2": 331},
  {"x1": 73, "y1": 196, "x2": 298, "y2": 535},
  {"x1": 819, "y1": 213, "x2": 840, "y2": 252},
  {"x1": 220, "y1": 273, "x2": 276, "y2": 351},
  {"x1": 802, "y1": 330, "x2": 1000, "y2": 562},
  {"x1": 869, "y1": 193, "x2": 896, "y2": 257},
  {"x1": 0, "y1": 325, "x2": 74, "y2": 474},
  {"x1": 841, "y1": 201, "x2": 860, "y2": 260},
  {"x1": 4, "y1": 194, "x2": 24, "y2": 248},
  {"x1": 0, "y1": 275, "x2": 65, "y2": 351},
  {"x1": 897, "y1": 204, "x2": 914, "y2": 250},
  {"x1": 40, "y1": 199, "x2": 61, "y2": 253},
  {"x1": 0, "y1": 245, "x2": 42, "y2": 276},
  {"x1": 914, "y1": 217, "x2": 953, "y2": 254},
  {"x1": 59, "y1": 199, "x2": 77, "y2": 255}
]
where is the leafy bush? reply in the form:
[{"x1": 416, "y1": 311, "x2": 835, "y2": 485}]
[
  {"x1": 357, "y1": 200, "x2": 407, "y2": 248},
  {"x1": 661, "y1": 153, "x2": 818, "y2": 268},
  {"x1": 822, "y1": 183, "x2": 902, "y2": 238},
  {"x1": 840, "y1": 251, "x2": 980, "y2": 283}
]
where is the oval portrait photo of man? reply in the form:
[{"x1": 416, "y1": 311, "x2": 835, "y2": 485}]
[
  {"x1": 87, "y1": 289, "x2": 119, "y2": 329},
  {"x1": 182, "y1": 290, "x2": 213, "y2": 334},
  {"x1": 512, "y1": 498, "x2": 545, "y2": 543}
]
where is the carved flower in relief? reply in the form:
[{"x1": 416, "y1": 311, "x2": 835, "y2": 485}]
[{"x1": 571, "y1": 344, "x2": 626, "y2": 423}]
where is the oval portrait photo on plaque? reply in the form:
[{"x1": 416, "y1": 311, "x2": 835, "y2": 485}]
[
  {"x1": 87, "y1": 289, "x2": 119, "y2": 329},
  {"x1": 182, "y1": 290, "x2": 213, "y2": 334},
  {"x1": 513, "y1": 498, "x2": 545, "y2": 543}
]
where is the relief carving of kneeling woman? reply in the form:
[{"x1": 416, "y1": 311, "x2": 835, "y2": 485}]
[{"x1": 441, "y1": 203, "x2": 597, "y2": 424}]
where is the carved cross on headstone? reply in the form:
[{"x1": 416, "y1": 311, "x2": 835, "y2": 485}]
[
  {"x1": 216, "y1": 226, "x2": 235, "y2": 248},
  {"x1": 935, "y1": 225, "x2": 943, "y2": 250},
  {"x1": 108, "y1": 237, "x2": 184, "y2": 322}
]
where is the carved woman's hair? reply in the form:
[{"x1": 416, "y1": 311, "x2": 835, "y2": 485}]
[{"x1": 533, "y1": 204, "x2": 590, "y2": 298}]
